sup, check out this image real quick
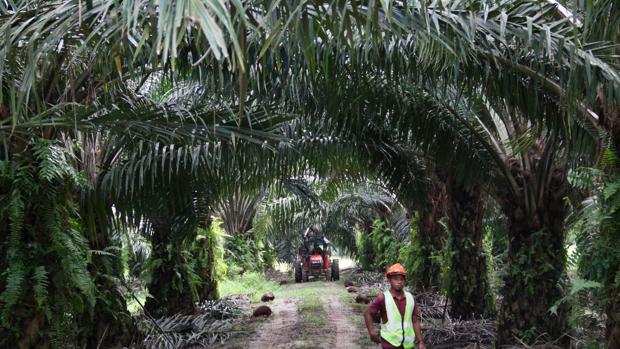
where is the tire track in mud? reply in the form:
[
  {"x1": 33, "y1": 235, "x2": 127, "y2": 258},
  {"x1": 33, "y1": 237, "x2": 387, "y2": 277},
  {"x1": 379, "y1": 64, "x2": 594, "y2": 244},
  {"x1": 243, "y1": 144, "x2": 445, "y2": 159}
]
[
  {"x1": 227, "y1": 279, "x2": 369, "y2": 349},
  {"x1": 322, "y1": 291, "x2": 363, "y2": 348},
  {"x1": 248, "y1": 296, "x2": 301, "y2": 349}
]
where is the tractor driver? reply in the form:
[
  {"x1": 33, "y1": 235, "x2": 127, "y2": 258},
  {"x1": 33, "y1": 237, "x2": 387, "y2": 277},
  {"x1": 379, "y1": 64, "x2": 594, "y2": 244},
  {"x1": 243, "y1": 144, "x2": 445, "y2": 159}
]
[
  {"x1": 303, "y1": 225, "x2": 331, "y2": 250},
  {"x1": 303, "y1": 225, "x2": 321, "y2": 240},
  {"x1": 311, "y1": 241, "x2": 323, "y2": 255}
]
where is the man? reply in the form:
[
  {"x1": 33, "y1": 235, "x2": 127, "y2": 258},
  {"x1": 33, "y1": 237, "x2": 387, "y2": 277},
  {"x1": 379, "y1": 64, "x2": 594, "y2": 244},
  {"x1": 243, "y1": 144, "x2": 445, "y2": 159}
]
[
  {"x1": 303, "y1": 225, "x2": 331, "y2": 245},
  {"x1": 303, "y1": 225, "x2": 331, "y2": 256},
  {"x1": 364, "y1": 263, "x2": 427, "y2": 349}
]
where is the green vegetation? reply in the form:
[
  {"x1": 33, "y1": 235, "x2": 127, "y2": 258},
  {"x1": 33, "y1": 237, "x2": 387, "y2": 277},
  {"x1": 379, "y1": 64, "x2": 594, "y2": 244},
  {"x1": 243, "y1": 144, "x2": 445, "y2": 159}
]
[
  {"x1": 280, "y1": 282, "x2": 341, "y2": 332},
  {"x1": 126, "y1": 288, "x2": 149, "y2": 315},
  {"x1": 356, "y1": 216, "x2": 450, "y2": 293},
  {"x1": 225, "y1": 235, "x2": 267, "y2": 275},
  {"x1": 219, "y1": 272, "x2": 280, "y2": 302},
  {"x1": 358, "y1": 220, "x2": 399, "y2": 272},
  {"x1": 346, "y1": 295, "x2": 378, "y2": 348},
  {"x1": 299, "y1": 298, "x2": 326, "y2": 328},
  {"x1": 0, "y1": 141, "x2": 98, "y2": 346},
  {"x1": 1, "y1": 0, "x2": 619, "y2": 347}
]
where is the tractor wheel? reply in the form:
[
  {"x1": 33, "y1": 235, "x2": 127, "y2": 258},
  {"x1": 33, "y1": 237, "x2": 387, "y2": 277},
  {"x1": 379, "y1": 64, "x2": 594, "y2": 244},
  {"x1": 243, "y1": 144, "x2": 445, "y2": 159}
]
[
  {"x1": 331, "y1": 259, "x2": 340, "y2": 281},
  {"x1": 295, "y1": 263, "x2": 302, "y2": 283},
  {"x1": 302, "y1": 268, "x2": 309, "y2": 282}
]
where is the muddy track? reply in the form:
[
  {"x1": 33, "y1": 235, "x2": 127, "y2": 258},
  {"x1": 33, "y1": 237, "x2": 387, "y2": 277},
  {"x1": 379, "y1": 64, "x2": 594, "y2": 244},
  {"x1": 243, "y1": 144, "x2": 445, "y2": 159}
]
[
  {"x1": 249, "y1": 295, "x2": 301, "y2": 349},
  {"x1": 230, "y1": 280, "x2": 370, "y2": 349},
  {"x1": 322, "y1": 292, "x2": 362, "y2": 348}
]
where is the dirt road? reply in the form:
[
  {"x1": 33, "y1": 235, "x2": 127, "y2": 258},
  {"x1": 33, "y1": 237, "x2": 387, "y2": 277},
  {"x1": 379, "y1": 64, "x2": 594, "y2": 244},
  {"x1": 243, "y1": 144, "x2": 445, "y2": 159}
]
[
  {"x1": 249, "y1": 292, "x2": 301, "y2": 349},
  {"x1": 223, "y1": 279, "x2": 376, "y2": 349},
  {"x1": 322, "y1": 293, "x2": 364, "y2": 348}
]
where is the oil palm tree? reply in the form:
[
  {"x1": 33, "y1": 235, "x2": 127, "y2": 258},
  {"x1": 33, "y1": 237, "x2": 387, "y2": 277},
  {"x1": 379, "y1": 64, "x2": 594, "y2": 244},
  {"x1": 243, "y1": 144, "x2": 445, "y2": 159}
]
[
  {"x1": 0, "y1": 1, "x2": 269, "y2": 345},
  {"x1": 286, "y1": 48, "x2": 594, "y2": 341},
  {"x1": 2, "y1": 0, "x2": 618, "y2": 347},
  {"x1": 576, "y1": 1, "x2": 620, "y2": 345},
  {"x1": 401, "y1": 81, "x2": 585, "y2": 344},
  {"x1": 97, "y1": 91, "x2": 292, "y2": 318},
  {"x1": 258, "y1": 1, "x2": 618, "y2": 342}
]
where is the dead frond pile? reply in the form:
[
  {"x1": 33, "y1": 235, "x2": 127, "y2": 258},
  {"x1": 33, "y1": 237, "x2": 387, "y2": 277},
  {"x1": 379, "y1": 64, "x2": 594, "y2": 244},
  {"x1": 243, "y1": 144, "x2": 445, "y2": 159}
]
[
  {"x1": 345, "y1": 269, "x2": 388, "y2": 297},
  {"x1": 422, "y1": 317, "x2": 496, "y2": 348},
  {"x1": 415, "y1": 289, "x2": 450, "y2": 319},
  {"x1": 264, "y1": 268, "x2": 289, "y2": 283},
  {"x1": 136, "y1": 296, "x2": 250, "y2": 349}
]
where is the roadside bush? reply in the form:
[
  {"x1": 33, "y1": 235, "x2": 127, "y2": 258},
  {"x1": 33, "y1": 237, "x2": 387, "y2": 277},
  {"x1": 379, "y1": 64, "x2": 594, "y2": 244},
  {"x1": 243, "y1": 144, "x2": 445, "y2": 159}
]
[
  {"x1": 223, "y1": 228, "x2": 279, "y2": 276},
  {"x1": 357, "y1": 228, "x2": 377, "y2": 271},
  {"x1": 224, "y1": 234, "x2": 263, "y2": 275},
  {"x1": 400, "y1": 219, "x2": 420, "y2": 285},
  {"x1": 218, "y1": 272, "x2": 279, "y2": 301},
  {"x1": 204, "y1": 218, "x2": 228, "y2": 282},
  {"x1": 357, "y1": 219, "x2": 402, "y2": 273}
]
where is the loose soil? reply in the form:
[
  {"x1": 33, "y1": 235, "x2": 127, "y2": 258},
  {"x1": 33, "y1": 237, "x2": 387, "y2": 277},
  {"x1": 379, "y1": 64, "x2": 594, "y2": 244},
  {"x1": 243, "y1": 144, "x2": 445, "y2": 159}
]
[
  {"x1": 322, "y1": 293, "x2": 366, "y2": 348},
  {"x1": 220, "y1": 272, "x2": 376, "y2": 349},
  {"x1": 249, "y1": 295, "x2": 301, "y2": 348}
]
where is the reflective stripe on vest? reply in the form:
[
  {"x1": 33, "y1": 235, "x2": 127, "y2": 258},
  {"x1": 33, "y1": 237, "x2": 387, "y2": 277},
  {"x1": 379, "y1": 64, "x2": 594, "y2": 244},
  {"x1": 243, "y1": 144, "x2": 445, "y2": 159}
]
[{"x1": 380, "y1": 290, "x2": 416, "y2": 349}]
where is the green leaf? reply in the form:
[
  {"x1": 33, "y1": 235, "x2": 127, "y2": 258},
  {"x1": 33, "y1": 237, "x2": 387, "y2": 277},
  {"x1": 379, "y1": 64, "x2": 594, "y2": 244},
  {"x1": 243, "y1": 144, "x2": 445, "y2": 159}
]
[{"x1": 569, "y1": 278, "x2": 602, "y2": 296}]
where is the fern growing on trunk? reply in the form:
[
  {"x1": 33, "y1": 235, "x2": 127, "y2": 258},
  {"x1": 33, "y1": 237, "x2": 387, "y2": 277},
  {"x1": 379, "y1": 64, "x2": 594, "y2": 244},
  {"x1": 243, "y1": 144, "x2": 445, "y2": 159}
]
[{"x1": 0, "y1": 139, "x2": 95, "y2": 348}]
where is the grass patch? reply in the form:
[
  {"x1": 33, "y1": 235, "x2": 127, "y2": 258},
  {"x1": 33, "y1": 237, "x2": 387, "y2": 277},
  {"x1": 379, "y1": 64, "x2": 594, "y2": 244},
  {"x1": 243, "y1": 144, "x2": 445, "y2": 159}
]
[
  {"x1": 219, "y1": 272, "x2": 280, "y2": 301},
  {"x1": 278, "y1": 281, "x2": 332, "y2": 329},
  {"x1": 292, "y1": 282, "x2": 329, "y2": 345},
  {"x1": 299, "y1": 298, "x2": 326, "y2": 327},
  {"x1": 343, "y1": 292, "x2": 379, "y2": 348},
  {"x1": 352, "y1": 305, "x2": 376, "y2": 348}
]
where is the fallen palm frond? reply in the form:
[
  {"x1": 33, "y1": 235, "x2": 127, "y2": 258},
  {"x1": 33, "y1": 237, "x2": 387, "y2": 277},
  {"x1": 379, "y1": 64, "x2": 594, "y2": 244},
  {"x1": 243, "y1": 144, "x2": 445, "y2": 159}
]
[
  {"x1": 416, "y1": 289, "x2": 450, "y2": 320},
  {"x1": 344, "y1": 269, "x2": 389, "y2": 296},
  {"x1": 423, "y1": 317, "x2": 496, "y2": 348},
  {"x1": 264, "y1": 268, "x2": 289, "y2": 283},
  {"x1": 195, "y1": 296, "x2": 249, "y2": 320},
  {"x1": 134, "y1": 296, "x2": 250, "y2": 349}
]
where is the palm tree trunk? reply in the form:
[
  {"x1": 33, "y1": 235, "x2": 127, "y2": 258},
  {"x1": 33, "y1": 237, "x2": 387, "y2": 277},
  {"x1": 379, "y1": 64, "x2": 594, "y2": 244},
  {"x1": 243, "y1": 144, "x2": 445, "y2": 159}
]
[
  {"x1": 197, "y1": 214, "x2": 219, "y2": 301},
  {"x1": 197, "y1": 230, "x2": 219, "y2": 301},
  {"x1": 417, "y1": 172, "x2": 447, "y2": 290},
  {"x1": 145, "y1": 227, "x2": 197, "y2": 317},
  {"x1": 145, "y1": 254, "x2": 196, "y2": 316},
  {"x1": 496, "y1": 167, "x2": 570, "y2": 345},
  {"x1": 446, "y1": 182, "x2": 493, "y2": 319},
  {"x1": 597, "y1": 93, "x2": 620, "y2": 349},
  {"x1": 358, "y1": 219, "x2": 378, "y2": 271},
  {"x1": 84, "y1": 252, "x2": 137, "y2": 347},
  {"x1": 607, "y1": 283, "x2": 620, "y2": 349},
  {"x1": 79, "y1": 191, "x2": 137, "y2": 347},
  {"x1": 144, "y1": 204, "x2": 198, "y2": 317}
]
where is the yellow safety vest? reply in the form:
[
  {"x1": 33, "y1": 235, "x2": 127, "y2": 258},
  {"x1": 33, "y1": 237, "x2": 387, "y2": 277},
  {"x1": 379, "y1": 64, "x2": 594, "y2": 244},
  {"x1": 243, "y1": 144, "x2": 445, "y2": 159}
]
[{"x1": 380, "y1": 290, "x2": 416, "y2": 348}]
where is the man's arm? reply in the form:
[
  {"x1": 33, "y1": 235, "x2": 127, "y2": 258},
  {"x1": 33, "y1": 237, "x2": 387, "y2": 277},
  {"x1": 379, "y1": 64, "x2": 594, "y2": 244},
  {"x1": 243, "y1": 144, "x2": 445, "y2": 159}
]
[
  {"x1": 412, "y1": 306, "x2": 427, "y2": 349},
  {"x1": 364, "y1": 297, "x2": 382, "y2": 344},
  {"x1": 364, "y1": 307, "x2": 381, "y2": 343}
]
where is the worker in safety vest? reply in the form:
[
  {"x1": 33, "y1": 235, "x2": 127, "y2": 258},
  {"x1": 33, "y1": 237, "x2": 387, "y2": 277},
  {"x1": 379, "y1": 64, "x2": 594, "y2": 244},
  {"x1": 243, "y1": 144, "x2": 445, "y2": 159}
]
[{"x1": 364, "y1": 263, "x2": 426, "y2": 349}]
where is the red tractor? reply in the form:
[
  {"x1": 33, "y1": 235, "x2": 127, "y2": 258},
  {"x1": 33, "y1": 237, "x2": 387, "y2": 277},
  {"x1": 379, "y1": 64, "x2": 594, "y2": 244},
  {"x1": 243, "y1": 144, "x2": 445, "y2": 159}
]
[{"x1": 294, "y1": 236, "x2": 339, "y2": 282}]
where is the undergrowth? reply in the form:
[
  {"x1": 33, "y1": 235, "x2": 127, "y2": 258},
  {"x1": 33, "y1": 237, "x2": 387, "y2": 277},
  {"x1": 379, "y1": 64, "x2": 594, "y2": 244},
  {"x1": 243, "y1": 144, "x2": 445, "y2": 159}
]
[{"x1": 218, "y1": 272, "x2": 280, "y2": 301}]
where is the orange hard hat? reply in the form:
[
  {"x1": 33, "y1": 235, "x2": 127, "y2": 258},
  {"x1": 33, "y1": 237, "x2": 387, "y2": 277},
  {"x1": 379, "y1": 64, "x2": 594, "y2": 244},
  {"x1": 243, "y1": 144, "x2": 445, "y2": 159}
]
[{"x1": 385, "y1": 263, "x2": 407, "y2": 278}]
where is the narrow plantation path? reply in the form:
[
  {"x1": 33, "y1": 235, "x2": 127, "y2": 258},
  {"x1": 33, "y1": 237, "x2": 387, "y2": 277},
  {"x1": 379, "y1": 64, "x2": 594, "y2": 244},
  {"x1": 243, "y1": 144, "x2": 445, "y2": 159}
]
[{"x1": 223, "y1": 273, "x2": 377, "y2": 349}]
